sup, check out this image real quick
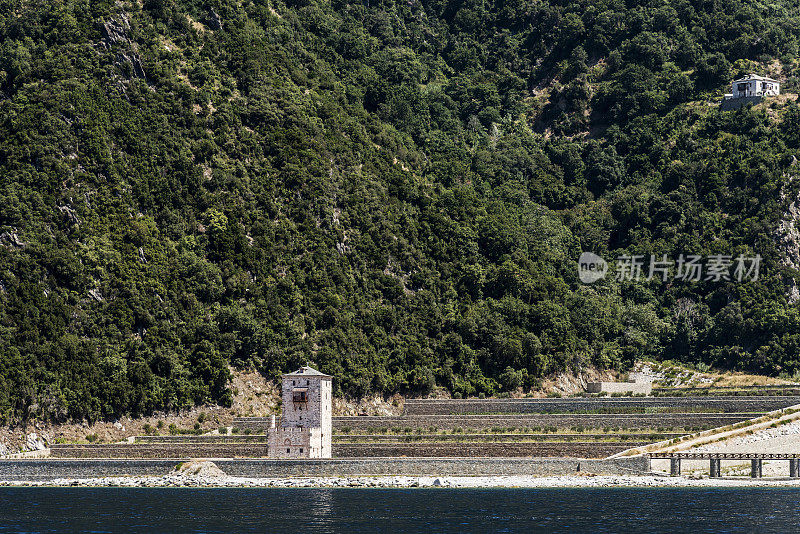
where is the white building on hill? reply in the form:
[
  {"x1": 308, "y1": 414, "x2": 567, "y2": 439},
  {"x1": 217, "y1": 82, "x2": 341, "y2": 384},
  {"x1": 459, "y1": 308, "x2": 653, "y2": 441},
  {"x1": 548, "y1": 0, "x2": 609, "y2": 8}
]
[
  {"x1": 267, "y1": 366, "x2": 332, "y2": 458},
  {"x1": 725, "y1": 74, "x2": 780, "y2": 100}
]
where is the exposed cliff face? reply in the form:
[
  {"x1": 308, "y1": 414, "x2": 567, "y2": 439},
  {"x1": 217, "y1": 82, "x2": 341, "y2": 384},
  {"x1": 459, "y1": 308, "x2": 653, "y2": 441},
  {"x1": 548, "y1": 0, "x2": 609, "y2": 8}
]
[
  {"x1": 778, "y1": 199, "x2": 800, "y2": 269},
  {"x1": 776, "y1": 168, "x2": 800, "y2": 304}
]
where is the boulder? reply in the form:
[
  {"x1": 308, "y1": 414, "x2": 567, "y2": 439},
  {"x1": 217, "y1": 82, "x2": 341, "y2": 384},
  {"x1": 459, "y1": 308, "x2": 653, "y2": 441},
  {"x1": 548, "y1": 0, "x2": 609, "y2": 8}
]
[{"x1": 175, "y1": 461, "x2": 226, "y2": 477}]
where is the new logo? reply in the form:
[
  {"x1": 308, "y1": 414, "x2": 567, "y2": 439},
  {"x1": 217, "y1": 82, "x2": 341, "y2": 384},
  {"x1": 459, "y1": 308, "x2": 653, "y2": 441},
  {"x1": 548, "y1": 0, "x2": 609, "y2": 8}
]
[{"x1": 578, "y1": 252, "x2": 608, "y2": 284}]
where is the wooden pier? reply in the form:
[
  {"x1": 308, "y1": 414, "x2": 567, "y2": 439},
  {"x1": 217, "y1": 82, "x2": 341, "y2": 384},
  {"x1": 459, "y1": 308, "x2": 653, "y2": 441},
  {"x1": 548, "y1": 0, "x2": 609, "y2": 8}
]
[{"x1": 648, "y1": 452, "x2": 800, "y2": 478}]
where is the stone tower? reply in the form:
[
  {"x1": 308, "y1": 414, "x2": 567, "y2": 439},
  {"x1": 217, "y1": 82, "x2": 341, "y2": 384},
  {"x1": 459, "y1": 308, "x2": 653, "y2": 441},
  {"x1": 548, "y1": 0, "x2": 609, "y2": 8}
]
[{"x1": 268, "y1": 366, "x2": 332, "y2": 458}]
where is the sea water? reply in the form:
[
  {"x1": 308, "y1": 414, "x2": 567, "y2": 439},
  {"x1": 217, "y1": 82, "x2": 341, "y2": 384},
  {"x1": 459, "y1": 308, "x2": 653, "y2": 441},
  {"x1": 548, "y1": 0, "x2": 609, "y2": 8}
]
[{"x1": 1, "y1": 486, "x2": 798, "y2": 533}]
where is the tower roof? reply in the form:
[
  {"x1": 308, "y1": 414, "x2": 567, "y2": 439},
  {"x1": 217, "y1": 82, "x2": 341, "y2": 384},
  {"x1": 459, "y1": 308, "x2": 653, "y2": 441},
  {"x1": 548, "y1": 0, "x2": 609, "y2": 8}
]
[{"x1": 284, "y1": 365, "x2": 332, "y2": 378}]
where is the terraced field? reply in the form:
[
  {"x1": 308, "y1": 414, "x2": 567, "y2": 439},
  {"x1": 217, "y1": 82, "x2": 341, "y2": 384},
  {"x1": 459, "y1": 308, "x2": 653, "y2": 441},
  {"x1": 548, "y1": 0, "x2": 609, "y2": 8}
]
[
  {"x1": 402, "y1": 396, "x2": 798, "y2": 415},
  {"x1": 652, "y1": 385, "x2": 800, "y2": 397},
  {"x1": 226, "y1": 394, "x2": 799, "y2": 458},
  {"x1": 333, "y1": 442, "x2": 646, "y2": 458},
  {"x1": 47, "y1": 392, "x2": 800, "y2": 459},
  {"x1": 324, "y1": 413, "x2": 762, "y2": 432},
  {"x1": 333, "y1": 433, "x2": 682, "y2": 442},
  {"x1": 49, "y1": 443, "x2": 269, "y2": 459}
]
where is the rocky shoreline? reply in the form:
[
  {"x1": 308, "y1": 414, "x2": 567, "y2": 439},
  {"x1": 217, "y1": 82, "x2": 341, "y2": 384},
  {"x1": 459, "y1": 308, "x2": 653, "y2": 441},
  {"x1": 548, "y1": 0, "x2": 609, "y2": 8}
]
[{"x1": 4, "y1": 473, "x2": 800, "y2": 488}]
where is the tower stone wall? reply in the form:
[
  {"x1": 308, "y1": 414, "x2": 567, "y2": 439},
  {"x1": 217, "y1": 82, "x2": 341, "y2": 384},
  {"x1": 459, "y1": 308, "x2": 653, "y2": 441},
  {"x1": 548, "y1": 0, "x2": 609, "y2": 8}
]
[{"x1": 267, "y1": 366, "x2": 332, "y2": 458}]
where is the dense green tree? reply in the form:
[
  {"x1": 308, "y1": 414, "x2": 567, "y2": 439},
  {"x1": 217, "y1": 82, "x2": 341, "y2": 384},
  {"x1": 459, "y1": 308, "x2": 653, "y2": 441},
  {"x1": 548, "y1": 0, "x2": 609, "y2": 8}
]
[{"x1": 1, "y1": 0, "x2": 800, "y2": 423}]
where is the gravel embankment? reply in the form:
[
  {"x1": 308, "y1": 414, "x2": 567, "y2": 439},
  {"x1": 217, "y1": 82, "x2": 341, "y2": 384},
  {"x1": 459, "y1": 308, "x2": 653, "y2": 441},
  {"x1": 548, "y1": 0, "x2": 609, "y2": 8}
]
[{"x1": 691, "y1": 420, "x2": 800, "y2": 454}]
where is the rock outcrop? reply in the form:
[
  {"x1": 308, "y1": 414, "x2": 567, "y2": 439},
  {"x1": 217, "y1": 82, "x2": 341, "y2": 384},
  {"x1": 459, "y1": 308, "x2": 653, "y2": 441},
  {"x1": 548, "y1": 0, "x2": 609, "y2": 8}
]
[
  {"x1": 24, "y1": 433, "x2": 47, "y2": 452},
  {"x1": 207, "y1": 8, "x2": 223, "y2": 31},
  {"x1": 98, "y1": 14, "x2": 146, "y2": 80}
]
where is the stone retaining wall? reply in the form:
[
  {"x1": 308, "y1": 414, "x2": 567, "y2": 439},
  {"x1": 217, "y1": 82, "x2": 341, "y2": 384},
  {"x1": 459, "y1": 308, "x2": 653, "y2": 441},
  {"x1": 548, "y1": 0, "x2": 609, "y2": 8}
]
[
  {"x1": 720, "y1": 95, "x2": 762, "y2": 111},
  {"x1": 402, "y1": 397, "x2": 799, "y2": 415},
  {"x1": 0, "y1": 459, "x2": 178, "y2": 480},
  {"x1": 0, "y1": 456, "x2": 650, "y2": 481}
]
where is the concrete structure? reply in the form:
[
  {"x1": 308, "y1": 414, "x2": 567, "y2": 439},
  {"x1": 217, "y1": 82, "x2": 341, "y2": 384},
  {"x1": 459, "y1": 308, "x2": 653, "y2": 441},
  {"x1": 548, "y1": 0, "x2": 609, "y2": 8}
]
[
  {"x1": 267, "y1": 366, "x2": 332, "y2": 459},
  {"x1": 649, "y1": 452, "x2": 800, "y2": 479},
  {"x1": 725, "y1": 74, "x2": 780, "y2": 99},
  {"x1": 585, "y1": 373, "x2": 652, "y2": 395}
]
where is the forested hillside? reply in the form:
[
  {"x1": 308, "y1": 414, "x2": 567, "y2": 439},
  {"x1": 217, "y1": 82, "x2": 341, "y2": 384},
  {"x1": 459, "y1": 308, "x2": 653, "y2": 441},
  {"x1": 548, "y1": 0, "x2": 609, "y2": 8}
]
[{"x1": 2, "y1": 0, "x2": 800, "y2": 424}]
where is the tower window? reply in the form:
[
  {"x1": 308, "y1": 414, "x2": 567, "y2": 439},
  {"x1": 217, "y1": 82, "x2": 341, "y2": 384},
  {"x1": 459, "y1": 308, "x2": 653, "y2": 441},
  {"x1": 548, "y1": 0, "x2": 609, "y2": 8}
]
[{"x1": 293, "y1": 387, "x2": 308, "y2": 403}]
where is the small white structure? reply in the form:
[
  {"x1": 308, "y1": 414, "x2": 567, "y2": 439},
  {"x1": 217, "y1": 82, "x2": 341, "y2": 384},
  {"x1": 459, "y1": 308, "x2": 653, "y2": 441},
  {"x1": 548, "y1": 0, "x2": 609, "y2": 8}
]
[
  {"x1": 725, "y1": 74, "x2": 780, "y2": 100},
  {"x1": 585, "y1": 372, "x2": 652, "y2": 396},
  {"x1": 267, "y1": 366, "x2": 332, "y2": 458}
]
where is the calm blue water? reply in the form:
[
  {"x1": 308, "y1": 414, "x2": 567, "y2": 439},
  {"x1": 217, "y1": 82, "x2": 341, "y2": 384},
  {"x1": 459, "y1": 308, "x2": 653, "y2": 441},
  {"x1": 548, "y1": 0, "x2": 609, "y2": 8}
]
[{"x1": 0, "y1": 487, "x2": 798, "y2": 533}]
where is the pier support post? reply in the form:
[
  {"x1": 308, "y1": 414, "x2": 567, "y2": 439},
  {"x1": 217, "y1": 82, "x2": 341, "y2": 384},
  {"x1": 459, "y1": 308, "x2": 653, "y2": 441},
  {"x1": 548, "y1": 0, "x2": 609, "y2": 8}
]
[
  {"x1": 750, "y1": 459, "x2": 762, "y2": 478},
  {"x1": 791, "y1": 459, "x2": 799, "y2": 478},
  {"x1": 670, "y1": 458, "x2": 681, "y2": 476},
  {"x1": 709, "y1": 458, "x2": 721, "y2": 478}
]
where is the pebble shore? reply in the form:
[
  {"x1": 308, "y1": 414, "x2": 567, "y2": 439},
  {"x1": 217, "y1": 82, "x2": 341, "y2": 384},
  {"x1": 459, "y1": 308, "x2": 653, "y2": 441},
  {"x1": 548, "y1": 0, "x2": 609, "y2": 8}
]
[{"x1": 4, "y1": 473, "x2": 800, "y2": 488}]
